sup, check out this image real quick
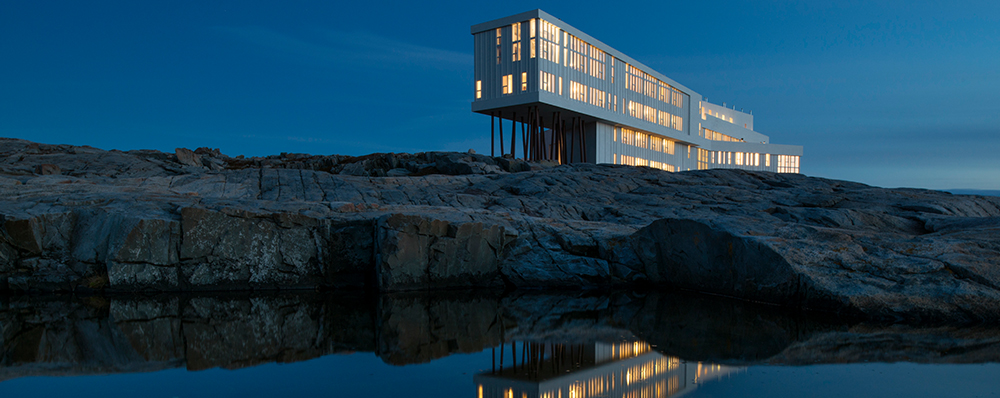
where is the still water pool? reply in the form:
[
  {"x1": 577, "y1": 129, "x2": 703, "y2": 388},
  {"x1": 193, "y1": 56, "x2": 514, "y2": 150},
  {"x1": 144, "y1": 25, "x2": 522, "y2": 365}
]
[{"x1": 1, "y1": 291, "x2": 997, "y2": 398}]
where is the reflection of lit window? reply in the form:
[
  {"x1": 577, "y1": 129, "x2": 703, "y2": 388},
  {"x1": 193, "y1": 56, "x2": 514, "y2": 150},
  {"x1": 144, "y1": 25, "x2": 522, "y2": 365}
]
[{"x1": 475, "y1": 80, "x2": 481, "y2": 99}]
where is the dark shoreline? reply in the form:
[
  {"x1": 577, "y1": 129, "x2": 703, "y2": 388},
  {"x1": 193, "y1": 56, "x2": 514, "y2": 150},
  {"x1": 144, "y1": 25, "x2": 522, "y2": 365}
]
[{"x1": 3, "y1": 137, "x2": 1000, "y2": 324}]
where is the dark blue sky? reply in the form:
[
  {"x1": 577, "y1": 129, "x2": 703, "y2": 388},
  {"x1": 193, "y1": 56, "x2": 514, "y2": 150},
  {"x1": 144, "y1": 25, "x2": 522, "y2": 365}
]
[{"x1": 2, "y1": 1, "x2": 998, "y2": 189}]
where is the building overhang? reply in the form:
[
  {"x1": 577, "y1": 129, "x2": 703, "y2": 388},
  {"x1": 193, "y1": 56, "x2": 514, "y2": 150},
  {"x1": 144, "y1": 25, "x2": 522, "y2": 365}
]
[{"x1": 471, "y1": 9, "x2": 699, "y2": 98}]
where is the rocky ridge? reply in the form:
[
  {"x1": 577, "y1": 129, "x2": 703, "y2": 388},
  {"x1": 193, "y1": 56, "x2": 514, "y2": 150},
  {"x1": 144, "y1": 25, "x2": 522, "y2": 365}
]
[{"x1": 2, "y1": 138, "x2": 1000, "y2": 323}]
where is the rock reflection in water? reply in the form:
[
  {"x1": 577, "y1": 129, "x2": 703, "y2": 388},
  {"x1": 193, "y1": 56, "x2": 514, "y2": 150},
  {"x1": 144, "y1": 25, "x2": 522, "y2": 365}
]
[
  {"x1": 476, "y1": 340, "x2": 740, "y2": 398},
  {"x1": 2, "y1": 290, "x2": 1000, "y2": 385}
]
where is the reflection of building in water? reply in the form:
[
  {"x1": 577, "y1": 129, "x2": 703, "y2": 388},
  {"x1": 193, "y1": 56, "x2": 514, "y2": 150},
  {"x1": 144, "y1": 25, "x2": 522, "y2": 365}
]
[{"x1": 474, "y1": 341, "x2": 740, "y2": 398}]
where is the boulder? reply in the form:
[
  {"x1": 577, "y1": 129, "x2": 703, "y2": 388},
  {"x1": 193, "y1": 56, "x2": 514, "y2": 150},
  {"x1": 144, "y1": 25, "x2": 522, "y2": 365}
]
[
  {"x1": 375, "y1": 214, "x2": 511, "y2": 291},
  {"x1": 174, "y1": 148, "x2": 201, "y2": 167}
]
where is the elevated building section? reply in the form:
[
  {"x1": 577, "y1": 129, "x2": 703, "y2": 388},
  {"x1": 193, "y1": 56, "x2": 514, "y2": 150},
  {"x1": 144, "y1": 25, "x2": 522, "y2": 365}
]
[{"x1": 472, "y1": 9, "x2": 802, "y2": 173}]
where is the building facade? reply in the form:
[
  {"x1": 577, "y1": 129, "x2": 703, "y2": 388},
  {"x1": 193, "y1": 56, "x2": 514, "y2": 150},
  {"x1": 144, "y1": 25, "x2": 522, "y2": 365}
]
[{"x1": 472, "y1": 10, "x2": 802, "y2": 173}]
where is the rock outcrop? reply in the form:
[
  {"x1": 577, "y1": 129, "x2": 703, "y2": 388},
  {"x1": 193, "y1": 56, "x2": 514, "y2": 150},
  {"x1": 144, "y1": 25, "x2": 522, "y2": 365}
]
[{"x1": 2, "y1": 137, "x2": 1000, "y2": 323}]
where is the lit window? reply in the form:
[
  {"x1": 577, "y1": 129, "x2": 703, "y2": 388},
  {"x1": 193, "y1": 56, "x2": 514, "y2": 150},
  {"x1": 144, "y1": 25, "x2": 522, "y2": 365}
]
[
  {"x1": 475, "y1": 80, "x2": 481, "y2": 99},
  {"x1": 521, "y1": 72, "x2": 527, "y2": 91},
  {"x1": 511, "y1": 23, "x2": 521, "y2": 62},
  {"x1": 502, "y1": 74, "x2": 513, "y2": 94}
]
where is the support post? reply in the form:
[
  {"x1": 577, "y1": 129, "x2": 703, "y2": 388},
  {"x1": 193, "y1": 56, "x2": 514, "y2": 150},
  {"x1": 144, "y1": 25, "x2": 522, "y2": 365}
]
[
  {"x1": 549, "y1": 113, "x2": 558, "y2": 160},
  {"x1": 519, "y1": 116, "x2": 525, "y2": 161},
  {"x1": 511, "y1": 112, "x2": 516, "y2": 158},
  {"x1": 499, "y1": 112, "x2": 504, "y2": 157},
  {"x1": 523, "y1": 108, "x2": 531, "y2": 160},
  {"x1": 568, "y1": 117, "x2": 578, "y2": 162},
  {"x1": 490, "y1": 112, "x2": 495, "y2": 157}
]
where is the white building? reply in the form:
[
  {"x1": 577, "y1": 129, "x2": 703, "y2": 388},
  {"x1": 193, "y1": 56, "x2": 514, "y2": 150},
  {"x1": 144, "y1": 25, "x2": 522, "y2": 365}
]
[{"x1": 472, "y1": 10, "x2": 802, "y2": 173}]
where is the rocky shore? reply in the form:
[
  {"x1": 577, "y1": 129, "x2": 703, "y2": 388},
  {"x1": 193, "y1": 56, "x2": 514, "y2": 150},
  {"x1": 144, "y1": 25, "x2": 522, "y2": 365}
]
[{"x1": 2, "y1": 138, "x2": 1000, "y2": 323}]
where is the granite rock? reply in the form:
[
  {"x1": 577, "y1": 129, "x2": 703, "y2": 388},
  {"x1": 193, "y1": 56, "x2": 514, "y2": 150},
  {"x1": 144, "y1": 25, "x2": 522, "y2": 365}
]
[{"x1": 3, "y1": 138, "x2": 1000, "y2": 322}]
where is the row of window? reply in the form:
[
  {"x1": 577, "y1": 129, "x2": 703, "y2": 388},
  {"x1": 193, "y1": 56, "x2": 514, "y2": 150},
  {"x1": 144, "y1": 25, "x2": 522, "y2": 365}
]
[
  {"x1": 540, "y1": 71, "x2": 558, "y2": 94},
  {"x1": 711, "y1": 152, "x2": 799, "y2": 173},
  {"x1": 615, "y1": 127, "x2": 675, "y2": 155},
  {"x1": 777, "y1": 155, "x2": 800, "y2": 173},
  {"x1": 496, "y1": 19, "x2": 686, "y2": 110},
  {"x1": 702, "y1": 128, "x2": 743, "y2": 142},
  {"x1": 614, "y1": 154, "x2": 676, "y2": 172},
  {"x1": 496, "y1": 72, "x2": 529, "y2": 95},
  {"x1": 565, "y1": 33, "x2": 606, "y2": 79},
  {"x1": 697, "y1": 148, "x2": 709, "y2": 170},
  {"x1": 702, "y1": 108, "x2": 734, "y2": 123},
  {"x1": 626, "y1": 64, "x2": 685, "y2": 108},
  {"x1": 568, "y1": 80, "x2": 610, "y2": 108},
  {"x1": 714, "y1": 151, "x2": 761, "y2": 167},
  {"x1": 538, "y1": 19, "x2": 560, "y2": 64},
  {"x1": 610, "y1": 148, "x2": 799, "y2": 174},
  {"x1": 625, "y1": 101, "x2": 682, "y2": 131}
]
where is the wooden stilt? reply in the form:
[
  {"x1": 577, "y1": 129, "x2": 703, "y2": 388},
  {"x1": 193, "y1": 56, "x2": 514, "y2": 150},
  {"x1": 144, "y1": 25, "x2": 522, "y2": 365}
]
[
  {"x1": 533, "y1": 107, "x2": 540, "y2": 161},
  {"x1": 519, "y1": 116, "x2": 525, "y2": 160},
  {"x1": 538, "y1": 117, "x2": 545, "y2": 162},
  {"x1": 567, "y1": 117, "x2": 577, "y2": 163},
  {"x1": 499, "y1": 112, "x2": 504, "y2": 157},
  {"x1": 559, "y1": 113, "x2": 566, "y2": 164},
  {"x1": 490, "y1": 112, "x2": 495, "y2": 157},
  {"x1": 523, "y1": 108, "x2": 531, "y2": 160},
  {"x1": 549, "y1": 112, "x2": 556, "y2": 160},
  {"x1": 510, "y1": 112, "x2": 516, "y2": 158}
]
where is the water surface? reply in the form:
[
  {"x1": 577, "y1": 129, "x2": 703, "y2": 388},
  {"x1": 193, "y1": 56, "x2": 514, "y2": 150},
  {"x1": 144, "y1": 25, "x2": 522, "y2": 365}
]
[{"x1": 1, "y1": 291, "x2": 997, "y2": 397}]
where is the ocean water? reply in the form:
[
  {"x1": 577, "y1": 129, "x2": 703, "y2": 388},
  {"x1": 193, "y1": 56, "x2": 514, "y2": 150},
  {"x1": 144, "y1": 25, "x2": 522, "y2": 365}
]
[{"x1": 1, "y1": 291, "x2": 997, "y2": 398}]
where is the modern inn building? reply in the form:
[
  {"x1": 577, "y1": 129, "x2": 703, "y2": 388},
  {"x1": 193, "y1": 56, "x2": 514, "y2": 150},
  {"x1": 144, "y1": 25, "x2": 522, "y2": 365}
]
[{"x1": 472, "y1": 10, "x2": 802, "y2": 173}]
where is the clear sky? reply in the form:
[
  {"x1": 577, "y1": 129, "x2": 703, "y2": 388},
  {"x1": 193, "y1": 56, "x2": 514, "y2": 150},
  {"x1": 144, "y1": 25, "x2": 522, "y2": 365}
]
[{"x1": 2, "y1": 1, "x2": 998, "y2": 190}]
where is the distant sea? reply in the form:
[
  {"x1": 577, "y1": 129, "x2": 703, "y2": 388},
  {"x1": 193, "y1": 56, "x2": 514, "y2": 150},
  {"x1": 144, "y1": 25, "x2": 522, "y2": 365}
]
[{"x1": 946, "y1": 189, "x2": 1000, "y2": 197}]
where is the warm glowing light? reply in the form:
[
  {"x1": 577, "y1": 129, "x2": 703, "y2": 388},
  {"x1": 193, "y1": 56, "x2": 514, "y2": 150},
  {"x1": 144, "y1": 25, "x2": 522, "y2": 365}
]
[
  {"x1": 777, "y1": 155, "x2": 799, "y2": 173},
  {"x1": 511, "y1": 23, "x2": 521, "y2": 62},
  {"x1": 521, "y1": 72, "x2": 527, "y2": 91},
  {"x1": 475, "y1": 80, "x2": 482, "y2": 99}
]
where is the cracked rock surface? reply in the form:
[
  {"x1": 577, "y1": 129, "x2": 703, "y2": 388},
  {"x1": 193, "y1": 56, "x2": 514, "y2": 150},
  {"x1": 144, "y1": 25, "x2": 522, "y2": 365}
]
[{"x1": 2, "y1": 138, "x2": 1000, "y2": 323}]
